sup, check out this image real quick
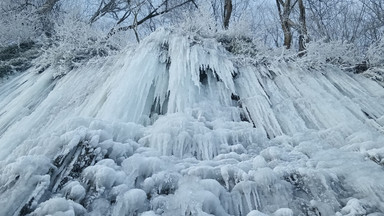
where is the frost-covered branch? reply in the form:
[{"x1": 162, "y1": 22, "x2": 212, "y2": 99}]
[
  {"x1": 107, "y1": 0, "x2": 197, "y2": 39},
  {"x1": 37, "y1": 0, "x2": 61, "y2": 14}
]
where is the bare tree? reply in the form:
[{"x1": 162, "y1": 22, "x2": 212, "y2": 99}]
[
  {"x1": 306, "y1": 0, "x2": 332, "y2": 41},
  {"x1": 275, "y1": 0, "x2": 309, "y2": 51},
  {"x1": 359, "y1": 0, "x2": 384, "y2": 43},
  {"x1": 87, "y1": 0, "x2": 197, "y2": 41},
  {"x1": 106, "y1": 0, "x2": 197, "y2": 40},
  {"x1": 360, "y1": 0, "x2": 384, "y2": 24},
  {"x1": 276, "y1": 0, "x2": 297, "y2": 49},
  {"x1": 89, "y1": 0, "x2": 129, "y2": 24},
  {"x1": 0, "y1": 0, "x2": 61, "y2": 15},
  {"x1": 305, "y1": 0, "x2": 380, "y2": 48}
]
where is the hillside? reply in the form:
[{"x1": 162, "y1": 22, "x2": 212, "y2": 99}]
[{"x1": 1, "y1": 29, "x2": 384, "y2": 216}]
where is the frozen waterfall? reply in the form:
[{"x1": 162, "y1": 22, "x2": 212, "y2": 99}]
[{"x1": 1, "y1": 29, "x2": 384, "y2": 215}]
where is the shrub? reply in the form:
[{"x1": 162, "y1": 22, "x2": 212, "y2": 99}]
[
  {"x1": 37, "y1": 12, "x2": 125, "y2": 77},
  {"x1": 367, "y1": 36, "x2": 384, "y2": 67}
]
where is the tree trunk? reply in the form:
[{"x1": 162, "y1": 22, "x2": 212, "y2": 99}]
[
  {"x1": 283, "y1": 24, "x2": 292, "y2": 49},
  {"x1": 298, "y1": 0, "x2": 308, "y2": 52},
  {"x1": 276, "y1": 0, "x2": 294, "y2": 49},
  {"x1": 223, "y1": 0, "x2": 232, "y2": 29}
]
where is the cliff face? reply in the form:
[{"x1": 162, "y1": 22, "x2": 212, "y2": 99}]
[
  {"x1": 1, "y1": 29, "x2": 384, "y2": 216},
  {"x1": 0, "y1": 42, "x2": 41, "y2": 79}
]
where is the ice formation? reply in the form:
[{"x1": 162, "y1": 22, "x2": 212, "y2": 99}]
[{"x1": 1, "y1": 29, "x2": 384, "y2": 215}]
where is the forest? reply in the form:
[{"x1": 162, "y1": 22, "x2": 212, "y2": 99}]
[{"x1": 1, "y1": 0, "x2": 384, "y2": 76}]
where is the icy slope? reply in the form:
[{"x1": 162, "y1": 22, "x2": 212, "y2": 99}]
[{"x1": 1, "y1": 29, "x2": 384, "y2": 216}]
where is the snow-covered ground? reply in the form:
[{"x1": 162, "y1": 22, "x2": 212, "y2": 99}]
[{"x1": 1, "y1": 29, "x2": 384, "y2": 216}]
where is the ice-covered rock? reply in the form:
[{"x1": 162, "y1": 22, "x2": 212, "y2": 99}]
[{"x1": 0, "y1": 29, "x2": 384, "y2": 215}]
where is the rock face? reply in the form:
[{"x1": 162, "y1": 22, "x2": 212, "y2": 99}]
[
  {"x1": 1, "y1": 29, "x2": 384, "y2": 215},
  {"x1": 0, "y1": 42, "x2": 41, "y2": 78}
]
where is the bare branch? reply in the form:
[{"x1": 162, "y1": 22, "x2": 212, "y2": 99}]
[
  {"x1": 107, "y1": 0, "x2": 197, "y2": 39},
  {"x1": 37, "y1": 0, "x2": 60, "y2": 14}
]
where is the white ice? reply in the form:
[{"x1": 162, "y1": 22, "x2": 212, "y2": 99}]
[{"x1": 0, "y1": 28, "x2": 384, "y2": 215}]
